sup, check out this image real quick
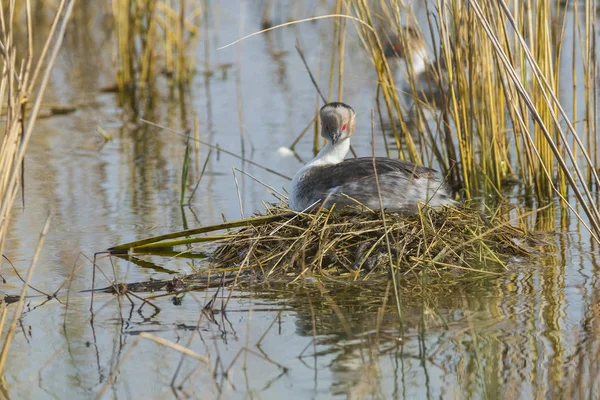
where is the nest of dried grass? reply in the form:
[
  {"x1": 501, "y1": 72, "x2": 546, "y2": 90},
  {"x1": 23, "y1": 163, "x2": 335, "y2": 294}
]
[{"x1": 209, "y1": 204, "x2": 537, "y2": 279}]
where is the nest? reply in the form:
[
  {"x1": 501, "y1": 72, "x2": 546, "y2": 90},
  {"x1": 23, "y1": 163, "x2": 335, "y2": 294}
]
[{"x1": 210, "y1": 204, "x2": 537, "y2": 279}]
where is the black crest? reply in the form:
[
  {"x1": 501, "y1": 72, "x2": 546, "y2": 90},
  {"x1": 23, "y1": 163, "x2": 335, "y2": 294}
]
[{"x1": 321, "y1": 102, "x2": 354, "y2": 113}]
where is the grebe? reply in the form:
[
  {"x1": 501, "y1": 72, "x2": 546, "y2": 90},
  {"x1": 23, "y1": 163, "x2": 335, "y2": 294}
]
[
  {"x1": 289, "y1": 102, "x2": 454, "y2": 212},
  {"x1": 384, "y1": 26, "x2": 532, "y2": 106},
  {"x1": 384, "y1": 26, "x2": 447, "y2": 107}
]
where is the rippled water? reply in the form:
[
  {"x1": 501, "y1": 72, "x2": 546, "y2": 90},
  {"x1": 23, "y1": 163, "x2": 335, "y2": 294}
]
[{"x1": 2, "y1": 1, "x2": 600, "y2": 398}]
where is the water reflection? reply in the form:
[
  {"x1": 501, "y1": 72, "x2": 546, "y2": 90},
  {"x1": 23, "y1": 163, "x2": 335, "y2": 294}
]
[{"x1": 48, "y1": 269, "x2": 576, "y2": 398}]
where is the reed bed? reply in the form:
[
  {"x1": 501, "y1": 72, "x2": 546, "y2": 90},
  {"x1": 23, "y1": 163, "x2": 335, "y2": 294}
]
[
  {"x1": 111, "y1": 0, "x2": 202, "y2": 89},
  {"x1": 111, "y1": 204, "x2": 543, "y2": 281},
  {"x1": 350, "y1": 0, "x2": 600, "y2": 237}
]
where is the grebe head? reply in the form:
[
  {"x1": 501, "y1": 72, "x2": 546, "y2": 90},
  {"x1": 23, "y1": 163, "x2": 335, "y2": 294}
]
[
  {"x1": 319, "y1": 102, "x2": 356, "y2": 145},
  {"x1": 384, "y1": 26, "x2": 427, "y2": 60}
]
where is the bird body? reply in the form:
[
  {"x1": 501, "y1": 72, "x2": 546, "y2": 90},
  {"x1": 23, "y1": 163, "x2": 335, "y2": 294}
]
[
  {"x1": 289, "y1": 102, "x2": 454, "y2": 212},
  {"x1": 384, "y1": 27, "x2": 448, "y2": 107}
]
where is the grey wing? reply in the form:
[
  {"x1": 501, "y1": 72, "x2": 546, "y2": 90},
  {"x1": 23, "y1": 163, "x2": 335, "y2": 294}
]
[
  {"x1": 329, "y1": 157, "x2": 436, "y2": 179},
  {"x1": 311, "y1": 158, "x2": 446, "y2": 211}
]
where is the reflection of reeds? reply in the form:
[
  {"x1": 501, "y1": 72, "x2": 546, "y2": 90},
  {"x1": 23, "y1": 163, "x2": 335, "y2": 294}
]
[
  {"x1": 0, "y1": 0, "x2": 75, "y2": 373},
  {"x1": 563, "y1": 290, "x2": 600, "y2": 399}
]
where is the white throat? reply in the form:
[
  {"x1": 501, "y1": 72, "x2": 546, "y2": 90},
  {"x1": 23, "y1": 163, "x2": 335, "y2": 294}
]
[
  {"x1": 289, "y1": 137, "x2": 351, "y2": 211},
  {"x1": 308, "y1": 138, "x2": 351, "y2": 167},
  {"x1": 397, "y1": 46, "x2": 430, "y2": 78},
  {"x1": 410, "y1": 47, "x2": 429, "y2": 76}
]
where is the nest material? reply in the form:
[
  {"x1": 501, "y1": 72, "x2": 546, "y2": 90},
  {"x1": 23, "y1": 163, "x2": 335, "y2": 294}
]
[{"x1": 211, "y1": 205, "x2": 535, "y2": 279}]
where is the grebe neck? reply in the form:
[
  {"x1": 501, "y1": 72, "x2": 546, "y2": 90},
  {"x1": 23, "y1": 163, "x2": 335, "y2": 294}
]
[{"x1": 309, "y1": 138, "x2": 351, "y2": 167}]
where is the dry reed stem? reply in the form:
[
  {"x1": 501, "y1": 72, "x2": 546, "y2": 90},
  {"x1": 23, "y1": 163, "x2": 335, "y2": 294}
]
[
  {"x1": 219, "y1": 14, "x2": 379, "y2": 51},
  {"x1": 139, "y1": 332, "x2": 210, "y2": 364},
  {"x1": 370, "y1": 107, "x2": 403, "y2": 321}
]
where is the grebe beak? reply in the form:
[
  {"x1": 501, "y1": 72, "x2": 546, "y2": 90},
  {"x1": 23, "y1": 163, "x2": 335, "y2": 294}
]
[{"x1": 331, "y1": 131, "x2": 341, "y2": 144}]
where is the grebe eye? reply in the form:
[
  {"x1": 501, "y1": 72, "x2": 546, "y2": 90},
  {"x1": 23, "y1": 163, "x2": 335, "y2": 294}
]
[{"x1": 342, "y1": 124, "x2": 347, "y2": 131}]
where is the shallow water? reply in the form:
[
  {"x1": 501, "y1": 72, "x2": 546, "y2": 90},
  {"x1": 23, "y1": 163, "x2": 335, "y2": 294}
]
[{"x1": 2, "y1": 1, "x2": 600, "y2": 398}]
